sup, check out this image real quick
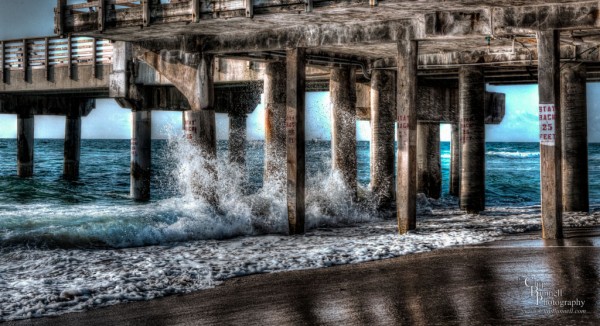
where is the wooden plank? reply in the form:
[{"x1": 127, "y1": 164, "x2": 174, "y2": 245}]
[
  {"x1": 537, "y1": 30, "x2": 563, "y2": 239},
  {"x1": 286, "y1": 47, "x2": 306, "y2": 235},
  {"x1": 396, "y1": 27, "x2": 418, "y2": 234},
  {"x1": 22, "y1": 39, "x2": 28, "y2": 82},
  {"x1": 67, "y1": 36, "x2": 73, "y2": 79},
  {"x1": 45, "y1": 37, "x2": 50, "y2": 81}
]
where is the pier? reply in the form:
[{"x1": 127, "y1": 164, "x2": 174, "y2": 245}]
[{"x1": 1, "y1": 0, "x2": 598, "y2": 238}]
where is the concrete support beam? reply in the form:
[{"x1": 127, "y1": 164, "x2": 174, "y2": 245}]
[
  {"x1": 264, "y1": 62, "x2": 286, "y2": 183},
  {"x1": 396, "y1": 28, "x2": 418, "y2": 234},
  {"x1": 561, "y1": 62, "x2": 589, "y2": 213},
  {"x1": 330, "y1": 66, "x2": 357, "y2": 198},
  {"x1": 417, "y1": 122, "x2": 441, "y2": 199},
  {"x1": 459, "y1": 66, "x2": 486, "y2": 213},
  {"x1": 17, "y1": 112, "x2": 34, "y2": 178},
  {"x1": 228, "y1": 113, "x2": 247, "y2": 166},
  {"x1": 449, "y1": 123, "x2": 460, "y2": 196},
  {"x1": 131, "y1": 109, "x2": 152, "y2": 201},
  {"x1": 286, "y1": 48, "x2": 306, "y2": 235},
  {"x1": 63, "y1": 108, "x2": 82, "y2": 180},
  {"x1": 537, "y1": 30, "x2": 563, "y2": 239},
  {"x1": 370, "y1": 70, "x2": 396, "y2": 210}
]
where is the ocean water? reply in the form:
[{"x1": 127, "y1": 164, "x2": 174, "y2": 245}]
[{"x1": 1, "y1": 138, "x2": 600, "y2": 321}]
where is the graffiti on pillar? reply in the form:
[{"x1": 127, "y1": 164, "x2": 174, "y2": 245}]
[
  {"x1": 184, "y1": 118, "x2": 197, "y2": 140},
  {"x1": 398, "y1": 114, "x2": 409, "y2": 148},
  {"x1": 539, "y1": 104, "x2": 556, "y2": 146},
  {"x1": 131, "y1": 139, "x2": 137, "y2": 159},
  {"x1": 286, "y1": 114, "x2": 296, "y2": 145}
]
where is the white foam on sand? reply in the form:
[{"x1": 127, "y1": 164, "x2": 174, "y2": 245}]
[{"x1": 2, "y1": 199, "x2": 599, "y2": 322}]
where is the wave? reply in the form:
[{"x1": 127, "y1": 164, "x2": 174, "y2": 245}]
[{"x1": 486, "y1": 151, "x2": 539, "y2": 158}]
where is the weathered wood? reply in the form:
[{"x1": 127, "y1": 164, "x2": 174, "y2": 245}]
[
  {"x1": 264, "y1": 61, "x2": 286, "y2": 183},
  {"x1": 0, "y1": 41, "x2": 4, "y2": 83},
  {"x1": 416, "y1": 121, "x2": 441, "y2": 199},
  {"x1": 191, "y1": 0, "x2": 200, "y2": 23},
  {"x1": 17, "y1": 112, "x2": 34, "y2": 177},
  {"x1": 370, "y1": 69, "x2": 395, "y2": 210},
  {"x1": 97, "y1": 0, "x2": 106, "y2": 32},
  {"x1": 142, "y1": 0, "x2": 151, "y2": 27},
  {"x1": 305, "y1": 0, "x2": 313, "y2": 13},
  {"x1": 537, "y1": 30, "x2": 563, "y2": 239},
  {"x1": 92, "y1": 38, "x2": 97, "y2": 78},
  {"x1": 55, "y1": 0, "x2": 67, "y2": 36},
  {"x1": 396, "y1": 27, "x2": 418, "y2": 234},
  {"x1": 561, "y1": 62, "x2": 588, "y2": 213},
  {"x1": 64, "y1": 105, "x2": 82, "y2": 180},
  {"x1": 229, "y1": 113, "x2": 247, "y2": 166},
  {"x1": 330, "y1": 66, "x2": 357, "y2": 199},
  {"x1": 286, "y1": 47, "x2": 306, "y2": 235},
  {"x1": 245, "y1": 0, "x2": 253, "y2": 18},
  {"x1": 459, "y1": 66, "x2": 485, "y2": 213},
  {"x1": 369, "y1": 0, "x2": 378, "y2": 7},
  {"x1": 449, "y1": 123, "x2": 459, "y2": 196},
  {"x1": 131, "y1": 109, "x2": 152, "y2": 201}
]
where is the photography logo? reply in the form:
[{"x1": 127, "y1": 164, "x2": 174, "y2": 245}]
[{"x1": 519, "y1": 276, "x2": 587, "y2": 314}]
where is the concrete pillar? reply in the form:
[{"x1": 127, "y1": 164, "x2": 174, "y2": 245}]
[
  {"x1": 459, "y1": 66, "x2": 486, "y2": 213},
  {"x1": 17, "y1": 112, "x2": 34, "y2": 177},
  {"x1": 264, "y1": 61, "x2": 287, "y2": 183},
  {"x1": 63, "y1": 110, "x2": 81, "y2": 180},
  {"x1": 449, "y1": 123, "x2": 460, "y2": 196},
  {"x1": 131, "y1": 109, "x2": 151, "y2": 201},
  {"x1": 184, "y1": 109, "x2": 218, "y2": 205},
  {"x1": 561, "y1": 63, "x2": 588, "y2": 213},
  {"x1": 228, "y1": 113, "x2": 247, "y2": 166},
  {"x1": 537, "y1": 30, "x2": 563, "y2": 239},
  {"x1": 417, "y1": 121, "x2": 441, "y2": 199},
  {"x1": 330, "y1": 66, "x2": 357, "y2": 198},
  {"x1": 396, "y1": 28, "x2": 418, "y2": 234},
  {"x1": 370, "y1": 70, "x2": 396, "y2": 210},
  {"x1": 286, "y1": 48, "x2": 306, "y2": 235}
]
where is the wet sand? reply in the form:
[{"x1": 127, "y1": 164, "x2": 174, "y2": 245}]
[{"x1": 7, "y1": 227, "x2": 600, "y2": 325}]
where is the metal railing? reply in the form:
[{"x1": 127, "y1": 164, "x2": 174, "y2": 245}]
[{"x1": 0, "y1": 36, "x2": 113, "y2": 82}]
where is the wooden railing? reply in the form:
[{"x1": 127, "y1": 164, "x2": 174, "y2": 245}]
[{"x1": 0, "y1": 36, "x2": 112, "y2": 82}]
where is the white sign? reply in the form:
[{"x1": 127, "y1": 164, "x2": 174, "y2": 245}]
[{"x1": 539, "y1": 104, "x2": 556, "y2": 146}]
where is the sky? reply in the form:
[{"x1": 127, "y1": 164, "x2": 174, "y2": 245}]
[{"x1": 1, "y1": 0, "x2": 600, "y2": 142}]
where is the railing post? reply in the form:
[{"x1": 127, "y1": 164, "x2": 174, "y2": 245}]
[
  {"x1": 0, "y1": 41, "x2": 4, "y2": 84},
  {"x1": 92, "y1": 38, "x2": 97, "y2": 79},
  {"x1": 142, "y1": 0, "x2": 151, "y2": 27},
  {"x1": 98, "y1": 0, "x2": 106, "y2": 32},
  {"x1": 55, "y1": 0, "x2": 67, "y2": 36},
  {"x1": 67, "y1": 36, "x2": 73, "y2": 79},
  {"x1": 22, "y1": 39, "x2": 28, "y2": 82},
  {"x1": 305, "y1": 0, "x2": 313, "y2": 13},
  {"x1": 45, "y1": 37, "x2": 50, "y2": 81},
  {"x1": 245, "y1": 0, "x2": 253, "y2": 18},
  {"x1": 191, "y1": 0, "x2": 200, "y2": 22}
]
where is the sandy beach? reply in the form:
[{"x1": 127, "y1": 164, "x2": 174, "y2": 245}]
[{"x1": 5, "y1": 226, "x2": 600, "y2": 326}]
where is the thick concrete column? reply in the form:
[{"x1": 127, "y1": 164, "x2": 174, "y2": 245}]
[
  {"x1": 370, "y1": 69, "x2": 396, "y2": 210},
  {"x1": 449, "y1": 123, "x2": 460, "y2": 196},
  {"x1": 459, "y1": 66, "x2": 486, "y2": 213},
  {"x1": 330, "y1": 66, "x2": 357, "y2": 198},
  {"x1": 537, "y1": 30, "x2": 563, "y2": 239},
  {"x1": 131, "y1": 109, "x2": 152, "y2": 201},
  {"x1": 286, "y1": 48, "x2": 306, "y2": 235},
  {"x1": 264, "y1": 61, "x2": 287, "y2": 183},
  {"x1": 561, "y1": 63, "x2": 588, "y2": 213},
  {"x1": 417, "y1": 121, "x2": 441, "y2": 199},
  {"x1": 17, "y1": 112, "x2": 34, "y2": 177},
  {"x1": 63, "y1": 109, "x2": 82, "y2": 180},
  {"x1": 396, "y1": 28, "x2": 418, "y2": 234},
  {"x1": 228, "y1": 113, "x2": 247, "y2": 166}
]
